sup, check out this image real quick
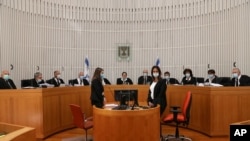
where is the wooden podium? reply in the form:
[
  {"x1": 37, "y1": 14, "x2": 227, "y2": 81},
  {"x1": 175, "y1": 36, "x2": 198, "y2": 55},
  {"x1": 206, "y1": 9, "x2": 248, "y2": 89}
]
[
  {"x1": 93, "y1": 105, "x2": 160, "y2": 141},
  {"x1": 0, "y1": 122, "x2": 35, "y2": 141}
]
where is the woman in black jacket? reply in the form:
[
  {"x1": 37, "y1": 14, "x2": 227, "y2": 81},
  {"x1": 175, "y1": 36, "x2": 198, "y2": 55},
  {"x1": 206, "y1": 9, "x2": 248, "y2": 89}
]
[
  {"x1": 91, "y1": 67, "x2": 105, "y2": 108},
  {"x1": 147, "y1": 66, "x2": 167, "y2": 115}
]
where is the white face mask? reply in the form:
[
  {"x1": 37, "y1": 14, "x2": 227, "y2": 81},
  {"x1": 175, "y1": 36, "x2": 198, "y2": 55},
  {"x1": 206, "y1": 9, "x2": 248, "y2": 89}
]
[
  {"x1": 37, "y1": 79, "x2": 42, "y2": 83},
  {"x1": 57, "y1": 75, "x2": 61, "y2": 78},
  {"x1": 165, "y1": 75, "x2": 170, "y2": 80},
  {"x1": 153, "y1": 73, "x2": 159, "y2": 78},
  {"x1": 143, "y1": 73, "x2": 147, "y2": 77},
  {"x1": 185, "y1": 73, "x2": 190, "y2": 78}
]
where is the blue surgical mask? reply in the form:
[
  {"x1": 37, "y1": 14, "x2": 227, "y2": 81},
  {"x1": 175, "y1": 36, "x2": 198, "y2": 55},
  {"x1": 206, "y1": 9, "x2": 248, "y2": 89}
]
[
  {"x1": 80, "y1": 76, "x2": 84, "y2": 80},
  {"x1": 232, "y1": 73, "x2": 238, "y2": 78},
  {"x1": 3, "y1": 75, "x2": 9, "y2": 80},
  {"x1": 101, "y1": 74, "x2": 104, "y2": 79},
  {"x1": 208, "y1": 74, "x2": 214, "y2": 79}
]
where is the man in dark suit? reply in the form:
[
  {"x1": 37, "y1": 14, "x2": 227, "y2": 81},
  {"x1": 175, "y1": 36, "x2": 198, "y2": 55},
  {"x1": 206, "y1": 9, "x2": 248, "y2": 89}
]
[
  {"x1": 47, "y1": 70, "x2": 65, "y2": 87},
  {"x1": 231, "y1": 68, "x2": 250, "y2": 86},
  {"x1": 72, "y1": 72, "x2": 89, "y2": 86},
  {"x1": 30, "y1": 72, "x2": 45, "y2": 87},
  {"x1": 116, "y1": 72, "x2": 133, "y2": 85},
  {"x1": 164, "y1": 71, "x2": 179, "y2": 85},
  {"x1": 0, "y1": 70, "x2": 17, "y2": 89},
  {"x1": 137, "y1": 69, "x2": 152, "y2": 85}
]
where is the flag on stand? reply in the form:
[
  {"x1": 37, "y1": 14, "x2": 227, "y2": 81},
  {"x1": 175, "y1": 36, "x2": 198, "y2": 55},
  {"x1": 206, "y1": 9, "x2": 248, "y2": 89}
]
[
  {"x1": 155, "y1": 57, "x2": 160, "y2": 66},
  {"x1": 84, "y1": 57, "x2": 90, "y2": 82}
]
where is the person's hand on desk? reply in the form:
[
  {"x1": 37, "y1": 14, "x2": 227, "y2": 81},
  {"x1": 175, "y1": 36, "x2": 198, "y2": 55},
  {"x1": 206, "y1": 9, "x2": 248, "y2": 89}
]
[
  {"x1": 148, "y1": 102, "x2": 154, "y2": 107},
  {"x1": 103, "y1": 97, "x2": 107, "y2": 105}
]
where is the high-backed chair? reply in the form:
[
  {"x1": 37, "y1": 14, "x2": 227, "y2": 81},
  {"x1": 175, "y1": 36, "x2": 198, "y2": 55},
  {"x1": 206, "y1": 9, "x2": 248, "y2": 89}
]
[
  {"x1": 196, "y1": 77, "x2": 204, "y2": 83},
  {"x1": 69, "y1": 104, "x2": 93, "y2": 141},
  {"x1": 162, "y1": 91, "x2": 192, "y2": 141},
  {"x1": 21, "y1": 79, "x2": 32, "y2": 87}
]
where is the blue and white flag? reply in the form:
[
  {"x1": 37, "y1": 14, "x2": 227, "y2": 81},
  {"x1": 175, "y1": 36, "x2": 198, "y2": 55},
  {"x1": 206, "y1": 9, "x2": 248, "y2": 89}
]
[
  {"x1": 155, "y1": 57, "x2": 160, "y2": 66},
  {"x1": 84, "y1": 57, "x2": 90, "y2": 81}
]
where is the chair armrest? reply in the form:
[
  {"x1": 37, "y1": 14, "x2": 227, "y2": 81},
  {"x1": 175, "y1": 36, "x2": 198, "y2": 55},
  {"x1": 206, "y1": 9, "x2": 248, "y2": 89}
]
[{"x1": 85, "y1": 116, "x2": 93, "y2": 121}]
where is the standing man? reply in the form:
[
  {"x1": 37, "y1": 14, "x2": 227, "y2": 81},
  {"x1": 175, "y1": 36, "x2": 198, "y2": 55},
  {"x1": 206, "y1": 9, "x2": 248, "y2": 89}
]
[
  {"x1": 0, "y1": 70, "x2": 17, "y2": 89},
  {"x1": 138, "y1": 69, "x2": 152, "y2": 84}
]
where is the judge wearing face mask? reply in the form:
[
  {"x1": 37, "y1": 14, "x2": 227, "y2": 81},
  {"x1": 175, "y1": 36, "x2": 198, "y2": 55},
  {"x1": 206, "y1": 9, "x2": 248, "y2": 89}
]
[
  {"x1": 116, "y1": 72, "x2": 133, "y2": 85},
  {"x1": 138, "y1": 69, "x2": 152, "y2": 84},
  {"x1": 30, "y1": 72, "x2": 45, "y2": 87},
  {"x1": 147, "y1": 66, "x2": 167, "y2": 115},
  {"x1": 230, "y1": 68, "x2": 250, "y2": 86},
  {"x1": 72, "y1": 71, "x2": 89, "y2": 86},
  {"x1": 163, "y1": 71, "x2": 179, "y2": 85},
  {"x1": 181, "y1": 68, "x2": 197, "y2": 85},
  {"x1": 47, "y1": 70, "x2": 65, "y2": 87},
  {"x1": 0, "y1": 70, "x2": 17, "y2": 89},
  {"x1": 205, "y1": 69, "x2": 218, "y2": 84}
]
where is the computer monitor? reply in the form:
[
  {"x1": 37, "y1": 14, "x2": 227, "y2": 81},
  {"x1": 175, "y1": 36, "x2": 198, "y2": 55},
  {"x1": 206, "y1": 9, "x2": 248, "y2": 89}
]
[{"x1": 114, "y1": 90, "x2": 138, "y2": 106}]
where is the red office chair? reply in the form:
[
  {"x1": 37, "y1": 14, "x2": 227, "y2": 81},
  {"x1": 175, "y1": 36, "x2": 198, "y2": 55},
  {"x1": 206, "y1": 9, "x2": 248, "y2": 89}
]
[
  {"x1": 161, "y1": 91, "x2": 192, "y2": 141},
  {"x1": 69, "y1": 104, "x2": 93, "y2": 141}
]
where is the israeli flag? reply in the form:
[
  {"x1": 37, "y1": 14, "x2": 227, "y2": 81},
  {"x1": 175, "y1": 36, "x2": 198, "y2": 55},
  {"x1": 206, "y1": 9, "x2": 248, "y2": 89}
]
[
  {"x1": 155, "y1": 58, "x2": 160, "y2": 66},
  {"x1": 84, "y1": 57, "x2": 90, "y2": 81}
]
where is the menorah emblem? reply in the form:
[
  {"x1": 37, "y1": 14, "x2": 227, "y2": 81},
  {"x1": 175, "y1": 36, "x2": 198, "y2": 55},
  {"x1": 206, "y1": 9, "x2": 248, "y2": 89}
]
[{"x1": 118, "y1": 46, "x2": 129, "y2": 58}]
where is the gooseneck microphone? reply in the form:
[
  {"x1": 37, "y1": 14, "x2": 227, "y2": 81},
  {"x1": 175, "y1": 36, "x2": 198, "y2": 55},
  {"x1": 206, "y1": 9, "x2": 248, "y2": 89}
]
[{"x1": 234, "y1": 78, "x2": 238, "y2": 87}]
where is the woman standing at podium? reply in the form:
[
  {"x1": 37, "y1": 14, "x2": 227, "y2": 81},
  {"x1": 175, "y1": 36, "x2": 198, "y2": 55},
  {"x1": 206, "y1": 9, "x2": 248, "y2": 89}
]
[
  {"x1": 91, "y1": 67, "x2": 105, "y2": 108},
  {"x1": 147, "y1": 66, "x2": 167, "y2": 115}
]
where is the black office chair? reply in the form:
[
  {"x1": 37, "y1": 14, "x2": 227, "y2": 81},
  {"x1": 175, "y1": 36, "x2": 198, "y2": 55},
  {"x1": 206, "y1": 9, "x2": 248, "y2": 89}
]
[
  {"x1": 217, "y1": 77, "x2": 231, "y2": 86},
  {"x1": 196, "y1": 77, "x2": 204, "y2": 83},
  {"x1": 21, "y1": 79, "x2": 32, "y2": 87},
  {"x1": 68, "y1": 79, "x2": 74, "y2": 86},
  {"x1": 169, "y1": 78, "x2": 180, "y2": 84},
  {"x1": 46, "y1": 79, "x2": 52, "y2": 84}
]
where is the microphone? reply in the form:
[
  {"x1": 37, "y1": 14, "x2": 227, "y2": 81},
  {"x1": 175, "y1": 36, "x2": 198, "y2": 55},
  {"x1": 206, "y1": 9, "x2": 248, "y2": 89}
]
[
  {"x1": 234, "y1": 77, "x2": 238, "y2": 87},
  {"x1": 131, "y1": 102, "x2": 136, "y2": 110},
  {"x1": 195, "y1": 77, "x2": 198, "y2": 86}
]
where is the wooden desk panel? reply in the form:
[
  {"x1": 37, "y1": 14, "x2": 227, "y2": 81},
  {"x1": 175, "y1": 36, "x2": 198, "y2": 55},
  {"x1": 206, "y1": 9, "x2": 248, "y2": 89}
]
[
  {"x1": 93, "y1": 106, "x2": 160, "y2": 141},
  {"x1": 1, "y1": 85, "x2": 250, "y2": 139},
  {"x1": 0, "y1": 85, "x2": 149, "y2": 139},
  {"x1": 166, "y1": 86, "x2": 250, "y2": 136}
]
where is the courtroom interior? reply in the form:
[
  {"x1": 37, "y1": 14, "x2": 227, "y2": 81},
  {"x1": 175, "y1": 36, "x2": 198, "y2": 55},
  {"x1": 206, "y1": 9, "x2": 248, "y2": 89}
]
[{"x1": 0, "y1": 0, "x2": 250, "y2": 141}]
